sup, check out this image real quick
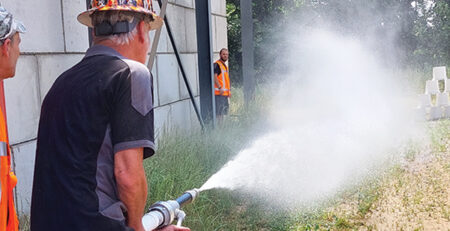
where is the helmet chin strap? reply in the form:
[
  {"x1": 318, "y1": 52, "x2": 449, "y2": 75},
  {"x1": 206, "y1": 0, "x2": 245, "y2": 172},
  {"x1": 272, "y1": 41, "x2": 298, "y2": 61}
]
[{"x1": 94, "y1": 19, "x2": 138, "y2": 36}]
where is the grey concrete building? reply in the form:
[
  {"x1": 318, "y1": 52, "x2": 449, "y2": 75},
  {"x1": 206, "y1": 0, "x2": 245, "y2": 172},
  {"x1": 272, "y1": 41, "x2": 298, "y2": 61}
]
[{"x1": 0, "y1": 0, "x2": 227, "y2": 215}]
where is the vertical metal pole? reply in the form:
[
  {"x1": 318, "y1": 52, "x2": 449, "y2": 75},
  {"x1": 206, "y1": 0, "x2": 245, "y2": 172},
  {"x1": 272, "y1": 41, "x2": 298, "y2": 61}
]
[
  {"x1": 158, "y1": 0, "x2": 205, "y2": 129},
  {"x1": 147, "y1": 0, "x2": 168, "y2": 71},
  {"x1": 240, "y1": 0, "x2": 255, "y2": 104},
  {"x1": 195, "y1": 0, "x2": 216, "y2": 126}
]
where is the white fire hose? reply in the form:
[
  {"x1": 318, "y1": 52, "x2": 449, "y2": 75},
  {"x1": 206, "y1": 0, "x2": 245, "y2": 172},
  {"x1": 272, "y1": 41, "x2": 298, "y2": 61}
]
[{"x1": 142, "y1": 189, "x2": 199, "y2": 231}]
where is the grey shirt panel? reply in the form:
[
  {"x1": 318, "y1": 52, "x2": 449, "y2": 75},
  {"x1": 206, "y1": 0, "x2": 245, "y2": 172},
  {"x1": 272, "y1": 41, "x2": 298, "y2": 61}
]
[
  {"x1": 122, "y1": 59, "x2": 153, "y2": 116},
  {"x1": 95, "y1": 125, "x2": 126, "y2": 222}
]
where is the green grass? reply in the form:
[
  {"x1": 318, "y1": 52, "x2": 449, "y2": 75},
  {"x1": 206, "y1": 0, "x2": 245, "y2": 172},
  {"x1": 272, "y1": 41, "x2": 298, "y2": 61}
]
[
  {"x1": 143, "y1": 86, "x2": 277, "y2": 230},
  {"x1": 429, "y1": 120, "x2": 450, "y2": 154},
  {"x1": 18, "y1": 215, "x2": 30, "y2": 231}
]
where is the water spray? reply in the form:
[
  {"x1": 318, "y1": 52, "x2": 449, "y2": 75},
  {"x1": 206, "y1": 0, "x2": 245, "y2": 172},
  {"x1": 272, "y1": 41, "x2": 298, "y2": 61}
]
[{"x1": 142, "y1": 188, "x2": 199, "y2": 230}]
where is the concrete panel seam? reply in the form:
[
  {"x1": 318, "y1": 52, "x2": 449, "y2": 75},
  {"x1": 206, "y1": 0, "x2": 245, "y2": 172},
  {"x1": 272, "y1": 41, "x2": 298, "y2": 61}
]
[
  {"x1": 155, "y1": 97, "x2": 198, "y2": 108},
  {"x1": 167, "y1": 2, "x2": 195, "y2": 10},
  {"x1": 10, "y1": 138, "x2": 38, "y2": 147},
  {"x1": 211, "y1": 13, "x2": 227, "y2": 17}
]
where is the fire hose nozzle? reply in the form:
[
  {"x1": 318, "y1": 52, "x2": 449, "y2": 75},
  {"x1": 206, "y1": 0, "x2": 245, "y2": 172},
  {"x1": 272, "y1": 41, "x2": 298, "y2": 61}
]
[
  {"x1": 176, "y1": 188, "x2": 199, "y2": 206},
  {"x1": 142, "y1": 188, "x2": 200, "y2": 231}
]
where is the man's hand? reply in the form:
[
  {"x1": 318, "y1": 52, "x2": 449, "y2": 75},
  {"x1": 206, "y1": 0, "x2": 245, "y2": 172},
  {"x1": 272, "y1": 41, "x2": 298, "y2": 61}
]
[
  {"x1": 219, "y1": 88, "x2": 225, "y2": 95},
  {"x1": 157, "y1": 225, "x2": 190, "y2": 231}
]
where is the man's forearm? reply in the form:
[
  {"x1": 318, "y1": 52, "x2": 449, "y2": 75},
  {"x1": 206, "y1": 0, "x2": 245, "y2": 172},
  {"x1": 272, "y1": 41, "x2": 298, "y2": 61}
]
[
  {"x1": 117, "y1": 174, "x2": 147, "y2": 230},
  {"x1": 115, "y1": 148, "x2": 148, "y2": 231},
  {"x1": 214, "y1": 74, "x2": 221, "y2": 88}
]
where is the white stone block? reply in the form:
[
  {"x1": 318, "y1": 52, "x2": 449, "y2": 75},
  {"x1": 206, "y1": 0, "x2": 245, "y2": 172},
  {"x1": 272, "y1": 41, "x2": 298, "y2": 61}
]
[
  {"x1": 153, "y1": 0, "x2": 161, "y2": 13},
  {"x1": 211, "y1": 0, "x2": 225, "y2": 15},
  {"x1": 219, "y1": 0, "x2": 227, "y2": 15},
  {"x1": 190, "y1": 96, "x2": 202, "y2": 129},
  {"x1": 154, "y1": 105, "x2": 171, "y2": 139},
  {"x1": 432, "y1": 66, "x2": 447, "y2": 80},
  {"x1": 445, "y1": 79, "x2": 450, "y2": 93},
  {"x1": 418, "y1": 94, "x2": 432, "y2": 108},
  {"x1": 166, "y1": 4, "x2": 187, "y2": 52},
  {"x1": 179, "y1": 54, "x2": 199, "y2": 99},
  {"x1": 38, "y1": 55, "x2": 85, "y2": 102},
  {"x1": 157, "y1": 54, "x2": 180, "y2": 105},
  {"x1": 1, "y1": 0, "x2": 65, "y2": 53},
  {"x1": 156, "y1": 26, "x2": 171, "y2": 53},
  {"x1": 445, "y1": 106, "x2": 450, "y2": 118},
  {"x1": 436, "y1": 92, "x2": 449, "y2": 106},
  {"x1": 148, "y1": 24, "x2": 165, "y2": 54},
  {"x1": 185, "y1": 9, "x2": 198, "y2": 52},
  {"x1": 429, "y1": 106, "x2": 443, "y2": 120},
  {"x1": 11, "y1": 140, "x2": 37, "y2": 215},
  {"x1": 211, "y1": 16, "x2": 217, "y2": 52},
  {"x1": 215, "y1": 16, "x2": 228, "y2": 52},
  {"x1": 62, "y1": 0, "x2": 90, "y2": 52},
  {"x1": 213, "y1": 52, "x2": 220, "y2": 61},
  {"x1": 4, "y1": 56, "x2": 40, "y2": 145},
  {"x1": 425, "y1": 80, "x2": 440, "y2": 94},
  {"x1": 170, "y1": 100, "x2": 191, "y2": 130}
]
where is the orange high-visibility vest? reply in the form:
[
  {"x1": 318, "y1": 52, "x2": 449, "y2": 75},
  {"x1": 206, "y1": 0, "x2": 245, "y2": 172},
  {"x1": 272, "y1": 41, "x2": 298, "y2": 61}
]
[
  {"x1": 0, "y1": 81, "x2": 18, "y2": 231},
  {"x1": 214, "y1": 60, "x2": 231, "y2": 97}
]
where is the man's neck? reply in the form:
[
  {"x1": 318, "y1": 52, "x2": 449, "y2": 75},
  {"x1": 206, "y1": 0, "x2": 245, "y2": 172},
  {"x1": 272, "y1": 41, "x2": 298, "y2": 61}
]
[{"x1": 94, "y1": 41, "x2": 142, "y2": 63}]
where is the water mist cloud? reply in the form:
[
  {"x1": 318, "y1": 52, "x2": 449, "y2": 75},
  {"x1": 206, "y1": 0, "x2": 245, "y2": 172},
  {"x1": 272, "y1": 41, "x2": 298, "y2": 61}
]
[{"x1": 201, "y1": 29, "x2": 422, "y2": 206}]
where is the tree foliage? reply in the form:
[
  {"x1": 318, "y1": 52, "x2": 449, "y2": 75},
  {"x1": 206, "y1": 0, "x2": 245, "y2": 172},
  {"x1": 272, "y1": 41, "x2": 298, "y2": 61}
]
[{"x1": 226, "y1": 0, "x2": 450, "y2": 84}]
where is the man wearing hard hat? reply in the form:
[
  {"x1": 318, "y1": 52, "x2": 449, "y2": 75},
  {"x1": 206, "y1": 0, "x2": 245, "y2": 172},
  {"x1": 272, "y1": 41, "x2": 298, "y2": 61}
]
[
  {"x1": 0, "y1": 4, "x2": 26, "y2": 231},
  {"x1": 30, "y1": 1, "x2": 188, "y2": 231}
]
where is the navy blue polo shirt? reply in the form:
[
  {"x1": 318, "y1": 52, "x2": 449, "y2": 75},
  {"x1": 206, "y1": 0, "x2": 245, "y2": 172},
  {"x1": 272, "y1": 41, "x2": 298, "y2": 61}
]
[{"x1": 30, "y1": 45, "x2": 155, "y2": 231}]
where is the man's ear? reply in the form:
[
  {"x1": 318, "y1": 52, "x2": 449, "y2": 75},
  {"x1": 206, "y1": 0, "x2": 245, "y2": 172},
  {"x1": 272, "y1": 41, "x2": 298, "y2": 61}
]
[
  {"x1": 136, "y1": 21, "x2": 148, "y2": 43},
  {"x1": 0, "y1": 39, "x2": 11, "y2": 57}
]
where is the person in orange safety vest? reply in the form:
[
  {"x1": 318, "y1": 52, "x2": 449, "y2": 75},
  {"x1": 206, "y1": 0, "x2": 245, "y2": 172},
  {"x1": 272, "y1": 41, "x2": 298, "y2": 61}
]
[
  {"x1": 214, "y1": 48, "x2": 230, "y2": 122},
  {"x1": 0, "y1": 4, "x2": 26, "y2": 231}
]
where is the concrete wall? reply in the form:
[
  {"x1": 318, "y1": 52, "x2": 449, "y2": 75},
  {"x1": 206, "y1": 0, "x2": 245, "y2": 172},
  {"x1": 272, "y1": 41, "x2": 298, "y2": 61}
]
[{"x1": 0, "y1": 0, "x2": 227, "y2": 215}]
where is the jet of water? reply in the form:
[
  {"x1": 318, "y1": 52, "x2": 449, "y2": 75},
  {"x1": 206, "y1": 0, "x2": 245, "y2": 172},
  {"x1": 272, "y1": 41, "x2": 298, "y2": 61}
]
[{"x1": 200, "y1": 29, "x2": 422, "y2": 206}]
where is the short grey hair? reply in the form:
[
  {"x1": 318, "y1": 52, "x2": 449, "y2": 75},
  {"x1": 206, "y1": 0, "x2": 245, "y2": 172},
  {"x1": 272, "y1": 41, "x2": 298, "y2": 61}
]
[{"x1": 91, "y1": 11, "x2": 153, "y2": 45}]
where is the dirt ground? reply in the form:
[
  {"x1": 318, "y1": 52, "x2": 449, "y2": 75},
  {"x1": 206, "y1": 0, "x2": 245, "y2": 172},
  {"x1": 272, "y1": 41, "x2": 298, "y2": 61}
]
[
  {"x1": 364, "y1": 152, "x2": 450, "y2": 230},
  {"x1": 329, "y1": 139, "x2": 450, "y2": 230}
]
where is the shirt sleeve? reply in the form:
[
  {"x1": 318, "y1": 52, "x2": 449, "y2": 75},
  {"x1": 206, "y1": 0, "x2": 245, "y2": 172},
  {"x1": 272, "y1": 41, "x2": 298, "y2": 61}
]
[
  {"x1": 214, "y1": 63, "x2": 221, "y2": 75},
  {"x1": 110, "y1": 60, "x2": 155, "y2": 159}
]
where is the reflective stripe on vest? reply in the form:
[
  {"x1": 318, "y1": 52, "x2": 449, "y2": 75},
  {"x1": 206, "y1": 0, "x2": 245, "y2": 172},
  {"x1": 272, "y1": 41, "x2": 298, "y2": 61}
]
[
  {"x1": 0, "y1": 142, "x2": 6, "y2": 156},
  {"x1": 0, "y1": 107, "x2": 18, "y2": 231},
  {"x1": 214, "y1": 60, "x2": 230, "y2": 96}
]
